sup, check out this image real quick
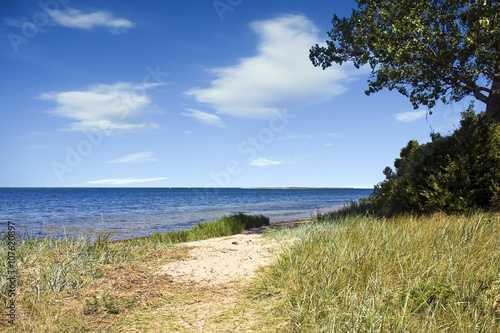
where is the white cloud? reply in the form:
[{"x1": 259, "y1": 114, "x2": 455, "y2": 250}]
[
  {"x1": 108, "y1": 152, "x2": 156, "y2": 164},
  {"x1": 181, "y1": 109, "x2": 225, "y2": 128},
  {"x1": 395, "y1": 110, "x2": 428, "y2": 122},
  {"x1": 47, "y1": 8, "x2": 135, "y2": 33},
  {"x1": 250, "y1": 157, "x2": 284, "y2": 167},
  {"x1": 185, "y1": 14, "x2": 361, "y2": 118},
  {"x1": 86, "y1": 177, "x2": 167, "y2": 185},
  {"x1": 39, "y1": 82, "x2": 163, "y2": 133},
  {"x1": 325, "y1": 133, "x2": 342, "y2": 138}
]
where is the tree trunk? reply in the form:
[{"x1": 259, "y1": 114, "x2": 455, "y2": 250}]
[{"x1": 486, "y1": 70, "x2": 500, "y2": 122}]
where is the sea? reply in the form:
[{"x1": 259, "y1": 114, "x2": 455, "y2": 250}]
[{"x1": 0, "y1": 187, "x2": 372, "y2": 241}]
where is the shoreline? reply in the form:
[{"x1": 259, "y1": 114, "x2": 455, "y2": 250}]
[
  {"x1": 111, "y1": 218, "x2": 312, "y2": 244},
  {"x1": 9, "y1": 217, "x2": 312, "y2": 245},
  {"x1": 10, "y1": 214, "x2": 312, "y2": 245},
  {"x1": 3, "y1": 188, "x2": 371, "y2": 241},
  {"x1": 12, "y1": 205, "x2": 343, "y2": 242}
]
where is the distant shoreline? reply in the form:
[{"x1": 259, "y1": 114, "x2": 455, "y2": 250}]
[{"x1": 242, "y1": 187, "x2": 372, "y2": 189}]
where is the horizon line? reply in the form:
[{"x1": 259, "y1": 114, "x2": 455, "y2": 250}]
[{"x1": 0, "y1": 186, "x2": 375, "y2": 189}]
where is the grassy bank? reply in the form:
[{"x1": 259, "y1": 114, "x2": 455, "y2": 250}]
[
  {"x1": 3, "y1": 208, "x2": 499, "y2": 332},
  {"x1": 257, "y1": 211, "x2": 500, "y2": 332},
  {"x1": 0, "y1": 213, "x2": 269, "y2": 331}
]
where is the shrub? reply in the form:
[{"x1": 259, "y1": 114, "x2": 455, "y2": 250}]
[{"x1": 370, "y1": 108, "x2": 500, "y2": 214}]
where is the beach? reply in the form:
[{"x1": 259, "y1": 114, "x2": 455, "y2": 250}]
[
  {"x1": 156, "y1": 220, "x2": 307, "y2": 286},
  {"x1": 142, "y1": 221, "x2": 307, "y2": 331},
  {"x1": 3, "y1": 212, "x2": 500, "y2": 332},
  {"x1": 0, "y1": 218, "x2": 305, "y2": 332}
]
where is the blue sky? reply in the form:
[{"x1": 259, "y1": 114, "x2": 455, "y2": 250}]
[{"x1": 0, "y1": 0, "x2": 475, "y2": 188}]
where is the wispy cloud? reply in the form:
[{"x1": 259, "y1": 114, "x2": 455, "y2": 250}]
[
  {"x1": 278, "y1": 134, "x2": 314, "y2": 140},
  {"x1": 325, "y1": 133, "x2": 342, "y2": 138},
  {"x1": 108, "y1": 152, "x2": 156, "y2": 164},
  {"x1": 185, "y1": 14, "x2": 362, "y2": 118},
  {"x1": 181, "y1": 109, "x2": 225, "y2": 128},
  {"x1": 39, "y1": 82, "x2": 162, "y2": 133},
  {"x1": 250, "y1": 157, "x2": 284, "y2": 167},
  {"x1": 47, "y1": 8, "x2": 135, "y2": 33},
  {"x1": 395, "y1": 110, "x2": 428, "y2": 122},
  {"x1": 250, "y1": 155, "x2": 307, "y2": 167},
  {"x1": 86, "y1": 177, "x2": 167, "y2": 185},
  {"x1": 287, "y1": 156, "x2": 307, "y2": 164}
]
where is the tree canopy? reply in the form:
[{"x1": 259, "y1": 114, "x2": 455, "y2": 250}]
[{"x1": 310, "y1": 0, "x2": 500, "y2": 121}]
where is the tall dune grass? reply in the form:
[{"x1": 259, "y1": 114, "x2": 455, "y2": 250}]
[{"x1": 258, "y1": 212, "x2": 500, "y2": 332}]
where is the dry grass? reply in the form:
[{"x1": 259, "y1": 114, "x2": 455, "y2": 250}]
[
  {"x1": 0, "y1": 239, "x2": 286, "y2": 332},
  {"x1": 0, "y1": 242, "x2": 186, "y2": 332},
  {"x1": 258, "y1": 212, "x2": 500, "y2": 332},
  {"x1": 0, "y1": 215, "x2": 282, "y2": 332}
]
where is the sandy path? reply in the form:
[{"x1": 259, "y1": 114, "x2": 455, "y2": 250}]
[{"x1": 156, "y1": 221, "x2": 306, "y2": 286}]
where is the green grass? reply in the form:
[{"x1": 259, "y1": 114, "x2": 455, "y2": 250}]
[
  {"x1": 151, "y1": 212, "x2": 269, "y2": 244},
  {"x1": 258, "y1": 210, "x2": 500, "y2": 332}
]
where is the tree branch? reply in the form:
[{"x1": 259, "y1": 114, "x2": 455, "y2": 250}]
[
  {"x1": 477, "y1": 86, "x2": 491, "y2": 94},
  {"x1": 474, "y1": 88, "x2": 489, "y2": 104}
]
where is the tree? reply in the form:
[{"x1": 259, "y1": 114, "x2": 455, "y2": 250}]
[{"x1": 310, "y1": 0, "x2": 500, "y2": 121}]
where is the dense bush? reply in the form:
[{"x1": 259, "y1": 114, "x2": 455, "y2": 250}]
[{"x1": 370, "y1": 109, "x2": 500, "y2": 214}]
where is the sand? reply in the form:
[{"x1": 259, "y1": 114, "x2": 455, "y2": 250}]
[{"x1": 156, "y1": 220, "x2": 306, "y2": 286}]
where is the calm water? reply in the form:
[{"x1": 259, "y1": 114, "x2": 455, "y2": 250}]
[{"x1": 0, "y1": 188, "x2": 372, "y2": 240}]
